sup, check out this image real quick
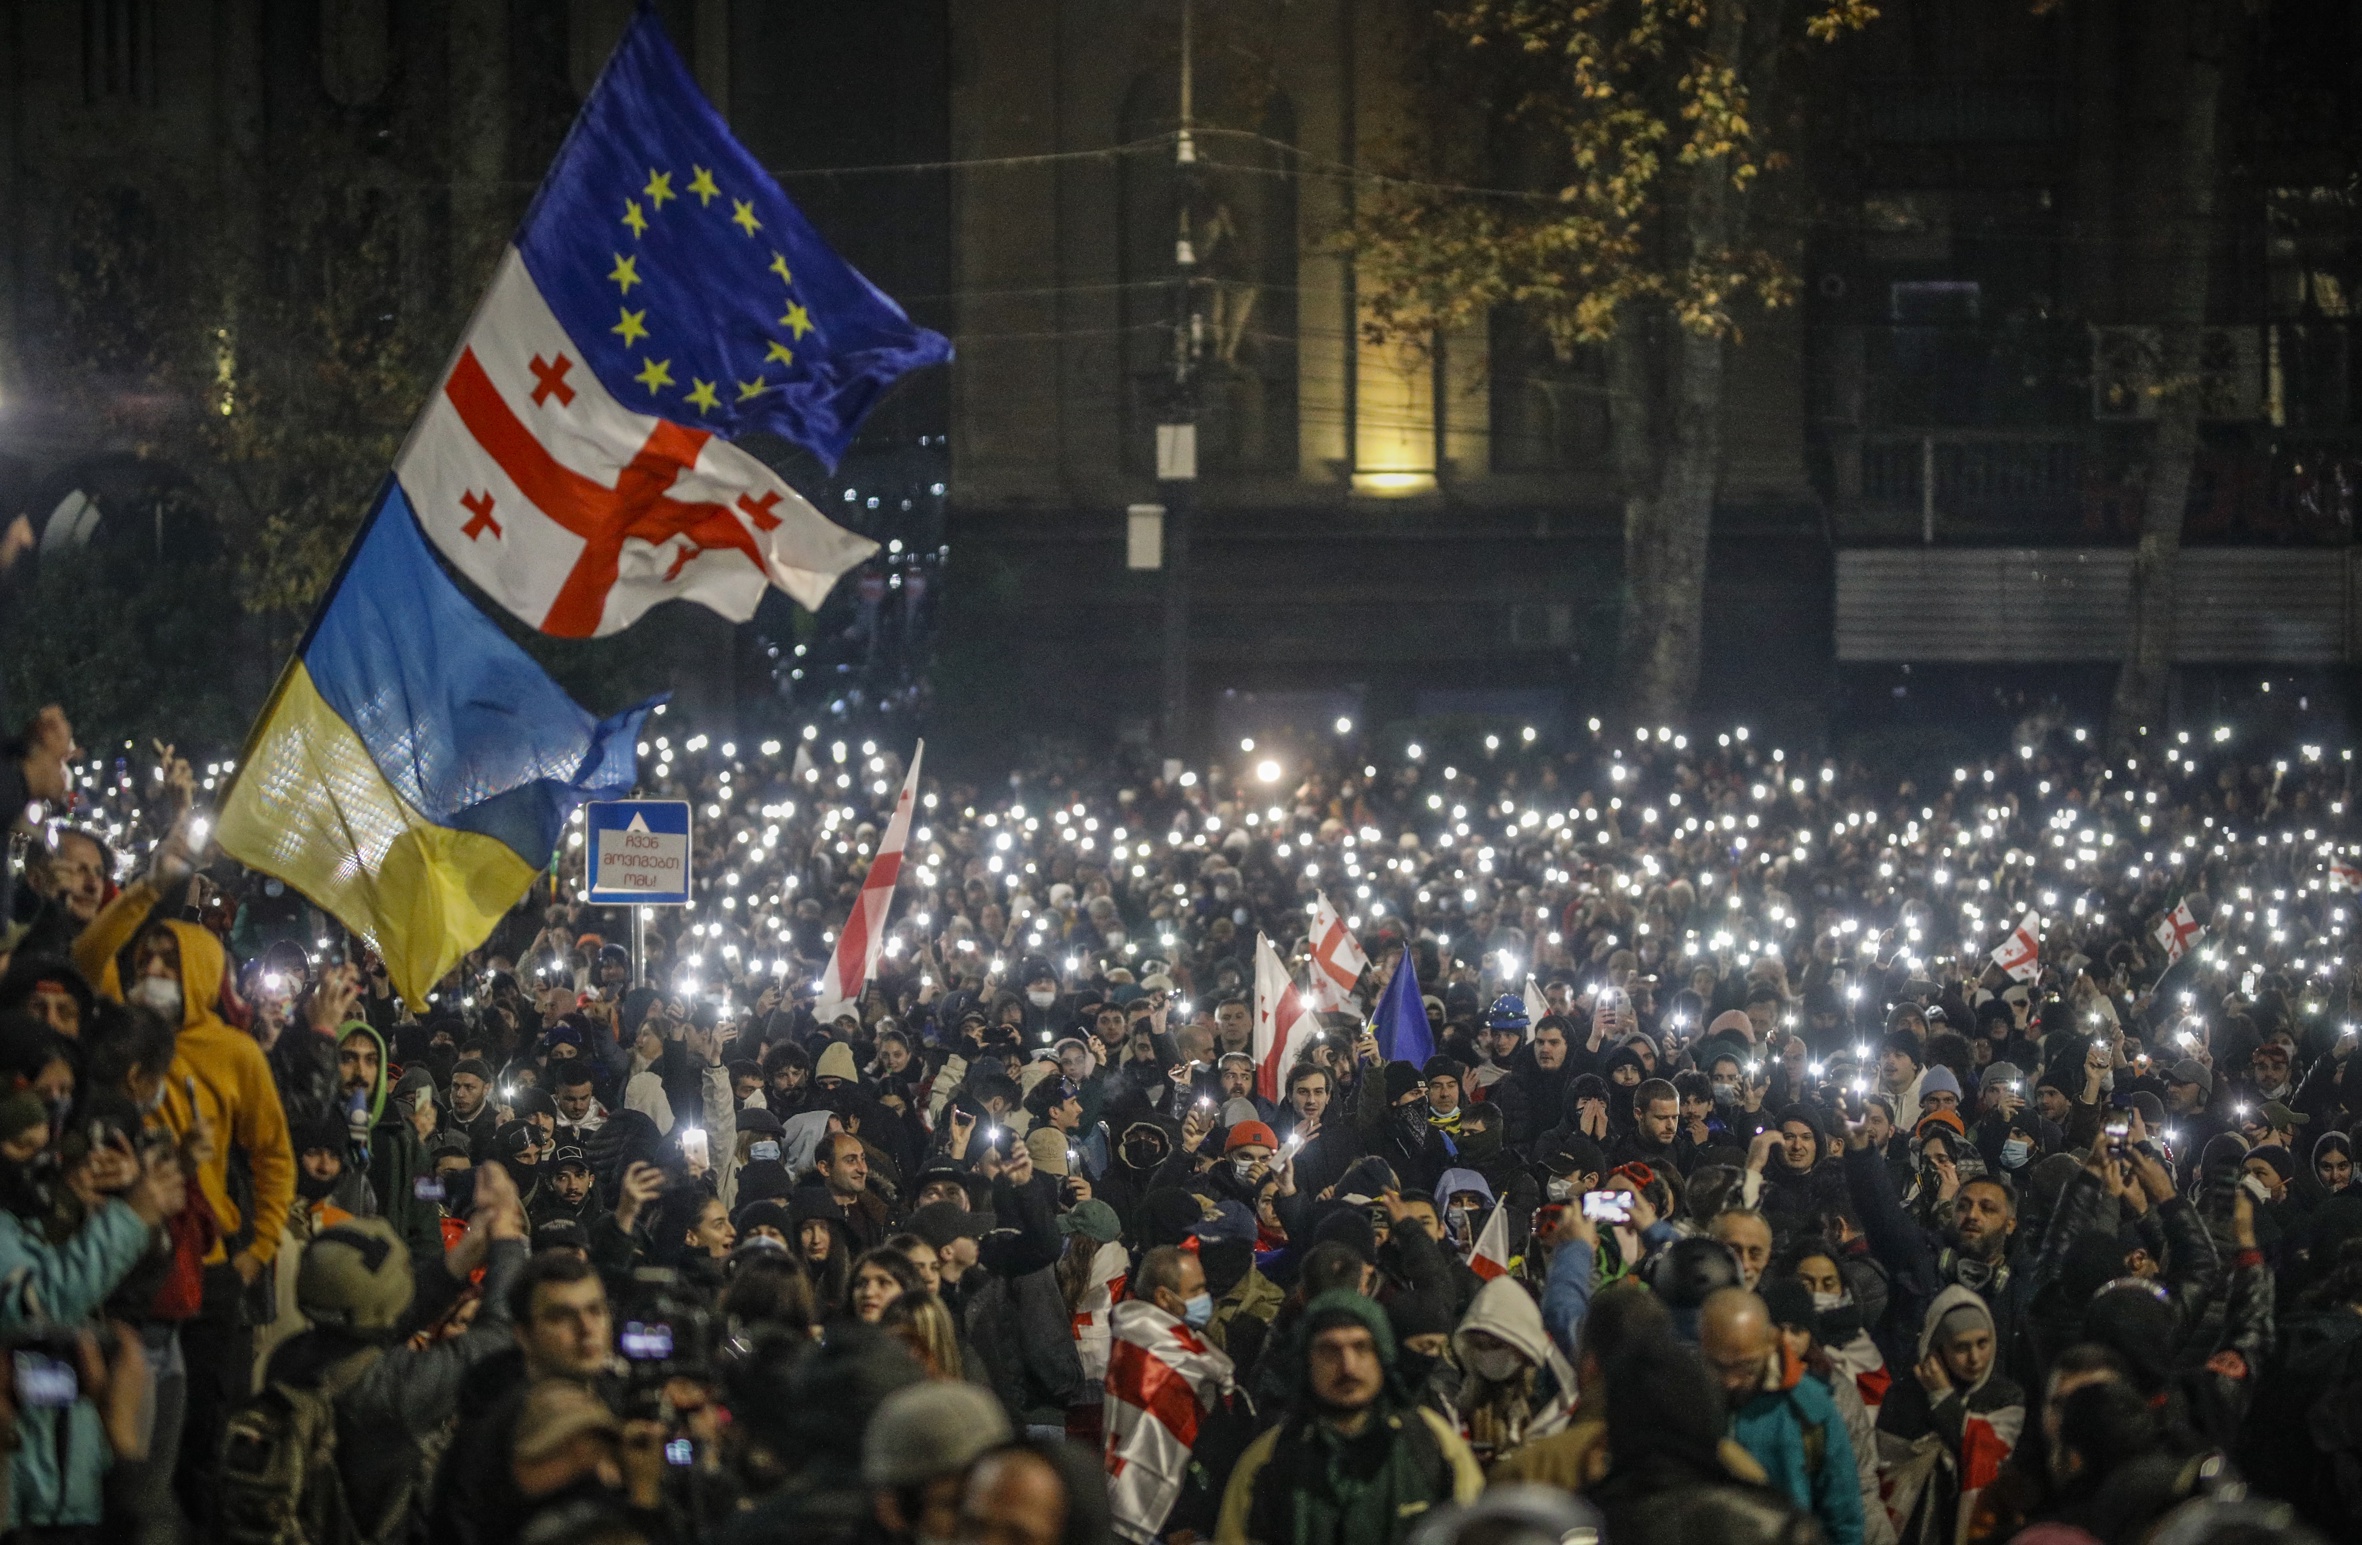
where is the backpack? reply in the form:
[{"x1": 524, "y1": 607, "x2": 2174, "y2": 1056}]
[{"x1": 214, "y1": 1347, "x2": 385, "y2": 1545}]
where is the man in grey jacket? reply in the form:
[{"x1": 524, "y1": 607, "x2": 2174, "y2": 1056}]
[{"x1": 259, "y1": 1161, "x2": 530, "y2": 1543}]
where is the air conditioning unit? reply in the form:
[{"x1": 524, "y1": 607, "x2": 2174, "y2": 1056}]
[{"x1": 2090, "y1": 325, "x2": 2262, "y2": 421}]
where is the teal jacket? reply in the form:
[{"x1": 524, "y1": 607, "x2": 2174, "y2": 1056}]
[
  {"x1": 0, "y1": 1200, "x2": 156, "y2": 1528},
  {"x1": 1728, "y1": 1364, "x2": 1865, "y2": 1545}
]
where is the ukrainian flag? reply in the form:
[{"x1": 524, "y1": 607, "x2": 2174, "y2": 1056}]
[{"x1": 218, "y1": 480, "x2": 652, "y2": 1008}]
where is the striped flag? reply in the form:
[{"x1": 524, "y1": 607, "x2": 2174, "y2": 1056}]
[
  {"x1": 1104, "y1": 1300, "x2": 1234, "y2": 1544},
  {"x1": 811, "y1": 743, "x2": 922, "y2": 1024},
  {"x1": 1304, "y1": 891, "x2": 1369, "y2": 1013},
  {"x1": 1469, "y1": 1203, "x2": 1513, "y2": 1281},
  {"x1": 1253, "y1": 933, "x2": 1322, "y2": 1104},
  {"x1": 2333, "y1": 857, "x2": 2362, "y2": 893}
]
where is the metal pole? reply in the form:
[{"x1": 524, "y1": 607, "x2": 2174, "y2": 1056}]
[
  {"x1": 631, "y1": 905, "x2": 646, "y2": 991},
  {"x1": 1921, "y1": 435, "x2": 1936, "y2": 545},
  {"x1": 1160, "y1": 0, "x2": 1203, "y2": 758}
]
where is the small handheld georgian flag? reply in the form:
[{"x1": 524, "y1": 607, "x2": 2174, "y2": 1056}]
[
  {"x1": 2333, "y1": 857, "x2": 2362, "y2": 894},
  {"x1": 810, "y1": 744, "x2": 923, "y2": 1026},
  {"x1": 2153, "y1": 899, "x2": 2202, "y2": 965},
  {"x1": 1304, "y1": 892, "x2": 1369, "y2": 1013},
  {"x1": 1468, "y1": 1203, "x2": 1513, "y2": 1281},
  {"x1": 1990, "y1": 913, "x2": 2044, "y2": 982}
]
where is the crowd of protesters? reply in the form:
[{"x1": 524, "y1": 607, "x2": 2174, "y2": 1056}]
[{"x1": 0, "y1": 694, "x2": 2357, "y2": 1545}]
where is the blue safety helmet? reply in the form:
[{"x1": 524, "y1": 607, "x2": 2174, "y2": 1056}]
[{"x1": 1484, "y1": 994, "x2": 1530, "y2": 1033}]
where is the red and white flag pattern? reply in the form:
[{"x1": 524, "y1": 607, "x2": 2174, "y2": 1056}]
[
  {"x1": 1468, "y1": 1203, "x2": 1513, "y2": 1281},
  {"x1": 1990, "y1": 913, "x2": 2043, "y2": 982},
  {"x1": 811, "y1": 743, "x2": 923, "y2": 1024},
  {"x1": 1304, "y1": 892, "x2": 1369, "y2": 1014},
  {"x1": 1253, "y1": 933, "x2": 1323, "y2": 1104},
  {"x1": 2153, "y1": 898, "x2": 2202, "y2": 965},
  {"x1": 396, "y1": 251, "x2": 876, "y2": 639},
  {"x1": 2333, "y1": 857, "x2": 2362, "y2": 893},
  {"x1": 1104, "y1": 1300, "x2": 1235, "y2": 1545}
]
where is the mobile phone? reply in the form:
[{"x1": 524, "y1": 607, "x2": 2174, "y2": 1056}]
[
  {"x1": 665, "y1": 1437, "x2": 695, "y2": 1467},
  {"x1": 412, "y1": 1176, "x2": 446, "y2": 1202},
  {"x1": 619, "y1": 1320, "x2": 674, "y2": 1360},
  {"x1": 2104, "y1": 1117, "x2": 2130, "y2": 1157},
  {"x1": 13, "y1": 1352, "x2": 76, "y2": 1409},
  {"x1": 1582, "y1": 1192, "x2": 1632, "y2": 1225},
  {"x1": 679, "y1": 1128, "x2": 710, "y2": 1170}
]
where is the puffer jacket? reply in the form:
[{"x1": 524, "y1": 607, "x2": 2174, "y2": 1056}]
[{"x1": 0, "y1": 1200, "x2": 156, "y2": 1527}]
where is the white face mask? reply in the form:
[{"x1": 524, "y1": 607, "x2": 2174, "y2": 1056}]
[
  {"x1": 130, "y1": 976, "x2": 182, "y2": 1021},
  {"x1": 1465, "y1": 1345, "x2": 1526, "y2": 1382},
  {"x1": 1231, "y1": 1155, "x2": 1262, "y2": 1182},
  {"x1": 1027, "y1": 988, "x2": 1057, "y2": 1008},
  {"x1": 1545, "y1": 1177, "x2": 1575, "y2": 1202},
  {"x1": 1811, "y1": 1289, "x2": 1846, "y2": 1311}
]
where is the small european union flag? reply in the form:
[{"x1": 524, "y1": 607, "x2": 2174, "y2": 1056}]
[{"x1": 515, "y1": 5, "x2": 950, "y2": 468}]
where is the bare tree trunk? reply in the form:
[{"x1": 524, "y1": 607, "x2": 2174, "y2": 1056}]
[
  {"x1": 2108, "y1": 0, "x2": 2230, "y2": 755},
  {"x1": 1623, "y1": 0, "x2": 1755, "y2": 724},
  {"x1": 1611, "y1": 311, "x2": 1660, "y2": 698}
]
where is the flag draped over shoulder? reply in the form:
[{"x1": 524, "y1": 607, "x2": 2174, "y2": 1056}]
[
  {"x1": 218, "y1": 482, "x2": 651, "y2": 1009},
  {"x1": 1104, "y1": 1300, "x2": 1234, "y2": 1545},
  {"x1": 398, "y1": 8, "x2": 947, "y2": 637}
]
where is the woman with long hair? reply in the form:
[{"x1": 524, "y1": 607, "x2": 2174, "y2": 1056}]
[
  {"x1": 847, "y1": 1245, "x2": 924, "y2": 1323},
  {"x1": 879, "y1": 1290, "x2": 964, "y2": 1379}
]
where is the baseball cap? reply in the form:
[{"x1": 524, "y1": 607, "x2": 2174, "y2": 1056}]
[
  {"x1": 551, "y1": 1145, "x2": 592, "y2": 1173},
  {"x1": 2168, "y1": 1059, "x2": 2212, "y2": 1094}
]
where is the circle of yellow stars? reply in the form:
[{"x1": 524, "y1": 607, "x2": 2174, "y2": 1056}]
[{"x1": 602, "y1": 163, "x2": 817, "y2": 417}]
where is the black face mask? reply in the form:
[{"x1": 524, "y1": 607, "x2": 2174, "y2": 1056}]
[
  {"x1": 424, "y1": 1047, "x2": 458, "y2": 1083},
  {"x1": 1121, "y1": 1131, "x2": 1170, "y2": 1172},
  {"x1": 296, "y1": 1165, "x2": 341, "y2": 1202},
  {"x1": 1818, "y1": 1305, "x2": 1864, "y2": 1346},
  {"x1": 1456, "y1": 1124, "x2": 1504, "y2": 1162},
  {"x1": 1396, "y1": 1348, "x2": 1440, "y2": 1394}
]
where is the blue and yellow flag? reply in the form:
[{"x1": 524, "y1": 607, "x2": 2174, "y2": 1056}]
[{"x1": 218, "y1": 482, "x2": 653, "y2": 1008}]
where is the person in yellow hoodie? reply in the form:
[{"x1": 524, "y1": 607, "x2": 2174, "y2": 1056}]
[{"x1": 72, "y1": 819, "x2": 294, "y2": 1523}]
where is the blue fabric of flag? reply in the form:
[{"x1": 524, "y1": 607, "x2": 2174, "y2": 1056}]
[
  {"x1": 302, "y1": 479, "x2": 656, "y2": 865},
  {"x1": 515, "y1": 6, "x2": 950, "y2": 468},
  {"x1": 1372, "y1": 950, "x2": 1435, "y2": 1068}
]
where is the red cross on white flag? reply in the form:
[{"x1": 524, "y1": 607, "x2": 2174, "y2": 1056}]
[
  {"x1": 2333, "y1": 857, "x2": 2362, "y2": 894},
  {"x1": 399, "y1": 252, "x2": 876, "y2": 638},
  {"x1": 1304, "y1": 892, "x2": 1369, "y2": 1014},
  {"x1": 811, "y1": 743, "x2": 923, "y2": 1026},
  {"x1": 1252, "y1": 933, "x2": 1323, "y2": 1105},
  {"x1": 2152, "y1": 899, "x2": 2202, "y2": 965},
  {"x1": 1990, "y1": 913, "x2": 2044, "y2": 982}
]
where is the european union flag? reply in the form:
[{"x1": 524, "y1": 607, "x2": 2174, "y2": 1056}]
[
  {"x1": 1371, "y1": 950, "x2": 1434, "y2": 1068},
  {"x1": 517, "y1": 6, "x2": 950, "y2": 467}
]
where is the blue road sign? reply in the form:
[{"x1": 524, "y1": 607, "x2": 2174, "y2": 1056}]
[{"x1": 585, "y1": 800, "x2": 693, "y2": 905}]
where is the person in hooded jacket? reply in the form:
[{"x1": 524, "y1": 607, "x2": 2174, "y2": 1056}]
[
  {"x1": 1874, "y1": 1283, "x2": 2025, "y2": 1545},
  {"x1": 1761, "y1": 1277, "x2": 1897, "y2": 1545},
  {"x1": 1487, "y1": 1014, "x2": 1576, "y2": 1152},
  {"x1": 1215, "y1": 1288, "x2": 1482, "y2": 1545},
  {"x1": 75, "y1": 839, "x2": 296, "y2": 1526},
  {"x1": 1353, "y1": 1059, "x2": 1453, "y2": 1200},
  {"x1": 334, "y1": 1021, "x2": 442, "y2": 1263},
  {"x1": 1428, "y1": 1274, "x2": 1578, "y2": 1468}
]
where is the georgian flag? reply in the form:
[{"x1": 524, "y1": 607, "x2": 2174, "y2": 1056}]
[
  {"x1": 1990, "y1": 913, "x2": 2043, "y2": 982},
  {"x1": 1469, "y1": 1203, "x2": 1514, "y2": 1281},
  {"x1": 1304, "y1": 891, "x2": 1369, "y2": 1013},
  {"x1": 1104, "y1": 1300, "x2": 1235, "y2": 1545},
  {"x1": 2333, "y1": 857, "x2": 2362, "y2": 893},
  {"x1": 1253, "y1": 932, "x2": 1322, "y2": 1104},
  {"x1": 2153, "y1": 898, "x2": 2202, "y2": 965},
  {"x1": 810, "y1": 744, "x2": 923, "y2": 1025},
  {"x1": 400, "y1": 12, "x2": 945, "y2": 638}
]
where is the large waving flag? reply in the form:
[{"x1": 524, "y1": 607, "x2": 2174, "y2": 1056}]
[
  {"x1": 1371, "y1": 947, "x2": 1435, "y2": 1067},
  {"x1": 1252, "y1": 933, "x2": 1321, "y2": 1103},
  {"x1": 399, "y1": 10, "x2": 947, "y2": 637},
  {"x1": 811, "y1": 743, "x2": 923, "y2": 1024},
  {"x1": 218, "y1": 483, "x2": 651, "y2": 1009}
]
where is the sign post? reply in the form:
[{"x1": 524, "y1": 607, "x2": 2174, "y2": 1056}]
[{"x1": 585, "y1": 800, "x2": 693, "y2": 986}]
